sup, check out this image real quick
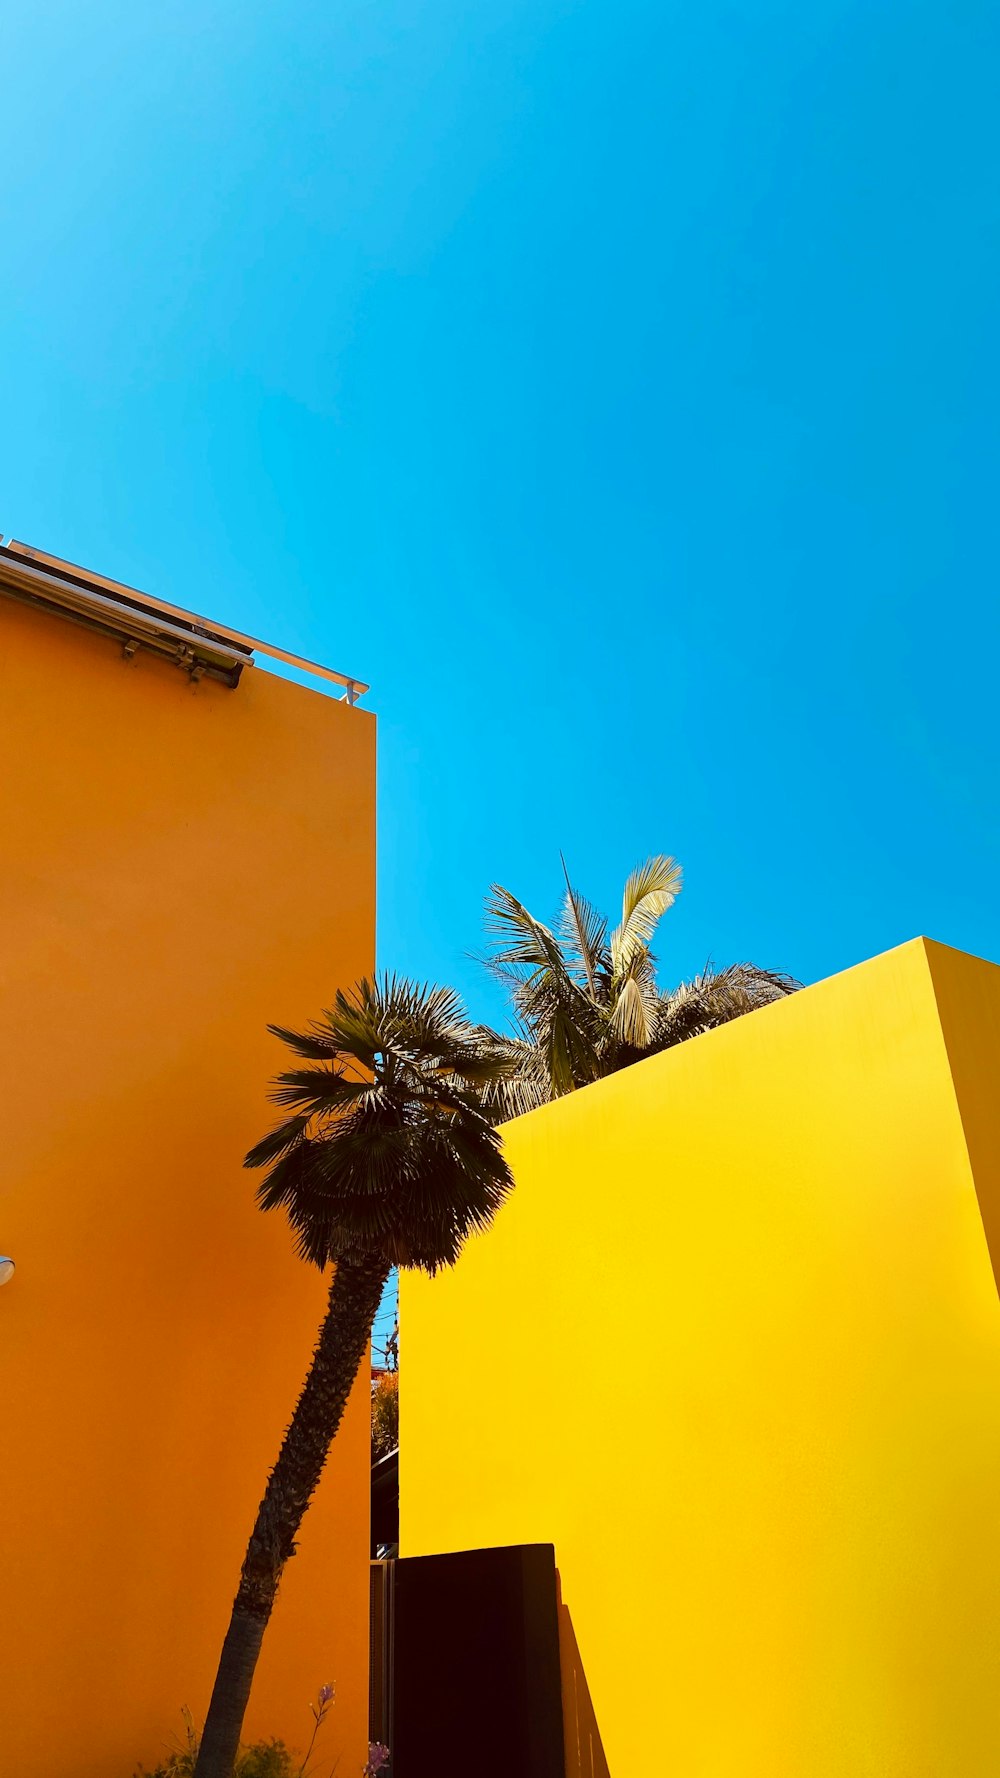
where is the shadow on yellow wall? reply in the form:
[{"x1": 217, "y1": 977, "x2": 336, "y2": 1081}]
[{"x1": 558, "y1": 1572, "x2": 611, "y2": 1778}]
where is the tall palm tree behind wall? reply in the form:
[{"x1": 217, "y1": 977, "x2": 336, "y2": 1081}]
[
  {"x1": 193, "y1": 977, "x2": 514, "y2": 1778},
  {"x1": 483, "y1": 855, "x2": 798, "y2": 1113}
]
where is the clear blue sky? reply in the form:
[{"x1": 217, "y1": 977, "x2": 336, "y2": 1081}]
[{"x1": 4, "y1": 0, "x2": 999, "y2": 1027}]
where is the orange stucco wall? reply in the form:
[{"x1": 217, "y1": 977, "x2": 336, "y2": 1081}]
[{"x1": 0, "y1": 596, "x2": 375, "y2": 1778}]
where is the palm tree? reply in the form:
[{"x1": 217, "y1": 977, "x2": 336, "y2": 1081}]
[
  {"x1": 193, "y1": 977, "x2": 514, "y2": 1778},
  {"x1": 482, "y1": 855, "x2": 797, "y2": 1111}
]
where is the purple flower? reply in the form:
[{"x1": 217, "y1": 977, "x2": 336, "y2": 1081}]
[
  {"x1": 364, "y1": 1743, "x2": 390, "y2": 1775},
  {"x1": 318, "y1": 1682, "x2": 336, "y2": 1707}
]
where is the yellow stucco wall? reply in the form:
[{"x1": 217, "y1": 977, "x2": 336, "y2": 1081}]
[
  {"x1": 401, "y1": 938, "x2": 1000, "y2": 1778},
  {"x1": 0, "y1": 596, "x2": 375, "y2": 1778}
]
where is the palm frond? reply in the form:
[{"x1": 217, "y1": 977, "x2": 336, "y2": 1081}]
[
  {"x1": 266, "y1": 1022, "x2": 338, "y2": 1061},
  {"x1": 247, "y1": 977, "x2": 515, "y2": 1275},
  {"x1": 608, "y1": 967, "x2": 658, "y2": 1050},
  {"x1": 471, "y1": 1031, "x2": 550, "y2": 1123},
  {"x1": 483, "y1": 880, "x2": 603, "y2": 1097},
  {"x1": 478, "y1": 852, "x2": 797, "y2": 1105},
  {"x1": 483, "y1": 885, "x2": 567, "y2": 977},
  {"x1": 557, "y1": 855, "x2": 608, "y2": 994},
  {"x1": 653, "y1": 962, "x2": 798, "y2": 1050},
  {"x1": 244, "y1": 1113, "x2": 313, "y2": 1171},
  {"x1": 268, "y1": 1068, "x2": 365, "y2": 1112},
  {"x1": 610, "y1": 854, "x2": 682, "y2": 981}
]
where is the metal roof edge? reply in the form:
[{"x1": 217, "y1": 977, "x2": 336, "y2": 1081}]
[{"x1": 0, "y1": 537, "x2": 369, "y2": 702}]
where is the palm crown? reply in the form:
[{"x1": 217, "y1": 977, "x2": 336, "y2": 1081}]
[
  {"x1": 246, "y1": 975, "x2": 514, "y2": 1272},
  {"x1": 196, "y1": 977, "x2": 515, "y2": 1778},
  {"x1": 484, "y1": 854, "x2": 797, "y2": 1106}
]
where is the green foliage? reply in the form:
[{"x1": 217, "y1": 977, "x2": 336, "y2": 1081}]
[
  {"x1": 135, "y1": 1729, "x2": 297, "y2": 1778},
  {"x1": 133, "y1": 1703, "x2": 334, "y2": 1778},
  {"x1": 234, "y1": 1745, "x2": 298, "y2": 1778},
  {"x1": 371, "y1": 1368, "x2": 399, "y2": 1460},
  {"x1": 483, "y1": 854, "x2": 798, "y2": 1111}
]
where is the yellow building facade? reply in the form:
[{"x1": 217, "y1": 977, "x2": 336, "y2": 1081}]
[
  {"x1": 0, "y1": 547, "x2": 375, "y2": 1778},
  {"x1": 402, "y1": 938, "x2": 1000, "y2": 1777}
]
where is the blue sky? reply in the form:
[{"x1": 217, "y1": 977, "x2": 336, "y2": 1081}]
[{"x1": 3, "y1": 0, "x2": 999, "y2": 1028}]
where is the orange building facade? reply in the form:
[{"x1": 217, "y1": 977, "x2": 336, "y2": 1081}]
[{"x1": 0, "y1": 546, "x2": 375, "y2": 1778}]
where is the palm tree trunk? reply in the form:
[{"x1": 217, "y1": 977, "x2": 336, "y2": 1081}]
[{"x1": 193, "y1": 1254, "x2": 389, "y2": 1778}]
